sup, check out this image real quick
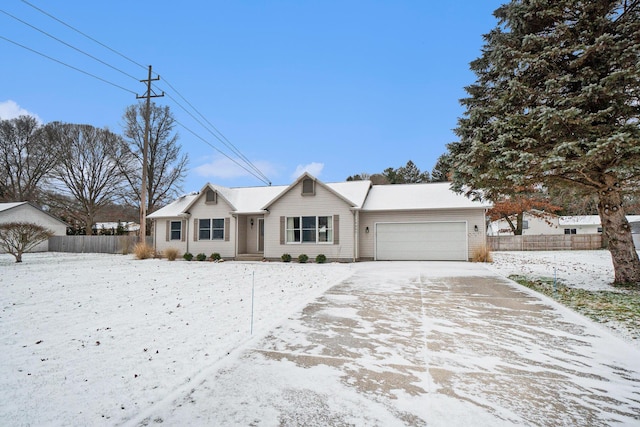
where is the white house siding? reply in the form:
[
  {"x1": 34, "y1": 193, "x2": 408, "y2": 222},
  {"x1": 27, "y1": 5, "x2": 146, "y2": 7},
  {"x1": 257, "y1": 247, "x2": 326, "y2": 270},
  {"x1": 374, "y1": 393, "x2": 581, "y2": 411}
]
[
  {"x1": 359, "y1": 209, "x2": 487, "y2": 261},
  {"x1": 188, "y1": 196, "x2": 236, "y2": 258},
  {"x1": 0, "y1": 204, "x2": 67, "y2": 252},
  {"x1": 153, "y1": 219, "x2": 188, "y2": 255},
  {"x1": 263, "y1": 181, "x2": 356, "y2": 262}
]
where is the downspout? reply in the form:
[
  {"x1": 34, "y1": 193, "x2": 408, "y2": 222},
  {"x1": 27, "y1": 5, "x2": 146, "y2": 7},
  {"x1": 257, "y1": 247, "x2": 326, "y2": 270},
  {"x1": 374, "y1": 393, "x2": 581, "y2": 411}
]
[
  {"x1": 180, "y1": 212, "x2": 191, "y2": 254},
  {"x1": 232, "y1": 214, "x2": 238, "y2": 259},
  {"x1": 353, "y1": 209, "x2": 359, "y2": 262}
]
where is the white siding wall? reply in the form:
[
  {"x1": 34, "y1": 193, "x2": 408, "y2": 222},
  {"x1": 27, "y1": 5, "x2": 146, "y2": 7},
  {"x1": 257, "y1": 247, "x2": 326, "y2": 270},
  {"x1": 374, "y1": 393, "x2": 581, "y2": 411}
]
[
  {"x1": 152, "y1": 194, "x2": 237, "y2": 258},
  {"x1": 153, "y1": 219, "x2": 188, "y2": 255},
  {"x1": 359, "y1": 209, "x2": 487, "y2": 260},
  {"x1": 263, "y1": 181, "x2": 356, "y2": 261},
  {"x1": 0, "y1": 204, "x2": 67, "y2": 252},
  {"x1": 187, "y1": 197, "x2": 235, "y2": 258}
]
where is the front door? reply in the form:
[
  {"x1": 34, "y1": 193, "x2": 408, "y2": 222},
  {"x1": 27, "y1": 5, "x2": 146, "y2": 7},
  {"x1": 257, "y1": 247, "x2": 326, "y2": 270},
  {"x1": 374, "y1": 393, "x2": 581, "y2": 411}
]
[{"x1": 258, "y1": 218, "x2": 264, "y2": 252}]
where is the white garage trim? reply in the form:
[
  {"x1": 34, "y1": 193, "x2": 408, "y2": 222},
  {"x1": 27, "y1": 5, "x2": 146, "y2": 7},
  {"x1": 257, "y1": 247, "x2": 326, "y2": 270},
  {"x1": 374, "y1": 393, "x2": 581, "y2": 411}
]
[{"x1": 375, "y1": 221, "x2": 468, "y2": 261}]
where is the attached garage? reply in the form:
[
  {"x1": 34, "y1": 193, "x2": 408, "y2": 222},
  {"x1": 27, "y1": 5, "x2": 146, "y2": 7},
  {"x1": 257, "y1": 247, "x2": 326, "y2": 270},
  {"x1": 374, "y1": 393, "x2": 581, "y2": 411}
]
[{"x1": 375, "y1": 221, "x2": 468, "y2": 261}]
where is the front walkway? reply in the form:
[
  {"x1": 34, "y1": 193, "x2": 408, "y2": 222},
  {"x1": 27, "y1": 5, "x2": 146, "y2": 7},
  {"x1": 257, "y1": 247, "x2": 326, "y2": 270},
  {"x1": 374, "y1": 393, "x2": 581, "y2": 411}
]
[{"x1": 129, "y1": 262, "x2": 640, "y2": 426}]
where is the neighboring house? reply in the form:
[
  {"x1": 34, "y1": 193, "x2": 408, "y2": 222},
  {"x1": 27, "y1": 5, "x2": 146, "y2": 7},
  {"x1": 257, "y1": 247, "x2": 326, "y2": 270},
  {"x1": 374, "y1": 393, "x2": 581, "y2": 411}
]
[
  {"x1": 489, "y1": 212, "x2": 640, "y2": 237},
  {"x1": 487, "y1": 210, "x2": 561, "y2": 236},
  {"x1": 0, "y1": 202, "x2": 68, "y2": 252},
  {"x1": 93, "y1": 221, "x2": 140, "y2": 235},
  {"x1": 148, "y1": 173, "x2": 490, "y2": 262}
]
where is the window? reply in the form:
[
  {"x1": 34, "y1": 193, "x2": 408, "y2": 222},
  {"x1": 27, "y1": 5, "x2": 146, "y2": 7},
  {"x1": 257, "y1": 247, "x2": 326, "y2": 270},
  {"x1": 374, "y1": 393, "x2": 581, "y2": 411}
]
[
  {"x1": 564, "y1": 228, "x2": 577, "y2": 235},
  {"x1": 170, "y1": 221, "x2": 182, "y2": 240},
  {"x1": 199, "y1": 218, "x2": 225, "y2": 240},
  {"x1": 286, "y1": 216, "x2": 332, "y2": 243},
  {"x1": 205, "y1": 189, "x2": 217, "y2": 204},
  {"x1": 597, "y1": 227, "x2": 603, "y2": 233},
  {"x1": 212, "y1": 218, "x2": 225, "y2": 240},
  {"x1": 302, "y1": 178, "x2": 315, "y2": 196},
  {"x1": 199, "y1": 219, "x2": 211, "y2": 240},
  {"x1": 522, "y1": 220, "x2": 529, "y2": 230}
]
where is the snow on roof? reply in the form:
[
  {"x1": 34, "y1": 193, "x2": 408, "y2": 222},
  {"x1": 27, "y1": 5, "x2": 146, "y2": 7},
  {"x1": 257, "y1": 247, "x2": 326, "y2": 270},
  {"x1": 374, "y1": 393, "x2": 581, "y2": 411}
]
[
  {"x1": 559, "y1": 215, "x2": 640, "y2": 226},
  {"x1": 361, "y1": 182, "x2": 490, "y2": 211},
  {"x1": 94, "y1": 222, "x2": 140, "y2": 231},
  {"x1": 325, "y1": 180, "x2": 371, "y2": 208},
  {"x1": 147, "y1": 193, "x2": 199, "y2": 218},
  {"x1": 0, "y1": 202, "x2": 27, "y2": 213},
  {"x1": 211, "y1": 184, "x2": 288, "y2": 213}
]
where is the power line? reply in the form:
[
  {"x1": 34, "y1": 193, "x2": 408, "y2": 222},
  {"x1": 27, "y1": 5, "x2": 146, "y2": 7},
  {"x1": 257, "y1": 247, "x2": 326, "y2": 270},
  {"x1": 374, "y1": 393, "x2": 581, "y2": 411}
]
[
  {"x1": 20, "y1": 0, "x2": 148, "y2": 72},
  {"x1": 174, "y1": 118, "x2": 271, "y2": 185},
  {"x1": 1, "y1": 8, "x2": 139, "y2": 82},
  {"x1": 157, "y1": 78, "x2": 271, "y2": 184},
  {"x1": 8, "y1": 1, "x2": 271, "y2": 184},
  {"x1": 157, "y1": 84, "x2": 272, "y2": 185},
  {"x1": 0, "y1": 35, "x2": 137, "y2": 95}
]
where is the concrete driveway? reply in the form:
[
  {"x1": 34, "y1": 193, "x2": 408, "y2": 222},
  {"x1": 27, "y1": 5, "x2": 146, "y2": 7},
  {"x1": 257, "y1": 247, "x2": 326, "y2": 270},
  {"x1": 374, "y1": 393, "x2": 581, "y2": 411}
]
[{"x1": 128, "y1": 262, "x2": 640, "y2": 426}]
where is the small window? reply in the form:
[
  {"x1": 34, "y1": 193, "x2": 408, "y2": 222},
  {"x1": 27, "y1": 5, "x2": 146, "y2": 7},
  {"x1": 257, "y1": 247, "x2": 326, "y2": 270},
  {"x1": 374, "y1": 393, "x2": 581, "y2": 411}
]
[
  {"x1": 597, "y1": 227, "x2": 603, "y2": 233},
  {"x1": 170, "y1": 221, "x2": 182, "y2": 240},
  {"x1": 522, "y1": 220, "x2": 529, "y2": 230},
  {"x1": 205, "y1": 189, "x2": 217, "y2": 204},
  {"x1": 564, "y1": 228, "x2": 577, "y2": 235},
  {"x1": 302, "y1": 178, "x2": 315, "y2": 196}
]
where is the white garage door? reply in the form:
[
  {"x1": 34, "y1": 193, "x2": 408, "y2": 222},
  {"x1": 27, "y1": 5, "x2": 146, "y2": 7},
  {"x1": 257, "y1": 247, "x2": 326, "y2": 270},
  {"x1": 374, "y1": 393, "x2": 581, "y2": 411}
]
[{"x1": 376, "y1": 222, "x2": 468, "y2": 261}]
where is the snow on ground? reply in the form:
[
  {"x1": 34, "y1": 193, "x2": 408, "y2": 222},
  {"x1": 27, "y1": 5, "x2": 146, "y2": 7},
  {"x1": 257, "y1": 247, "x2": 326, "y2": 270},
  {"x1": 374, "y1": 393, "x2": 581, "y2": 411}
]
[
  {"x1": 0, "y1": 252, "x2": 351, "y2": 426},
  {"x1": 1, "y1": 251, "x2": 638, "y2": 425},
  {"x1": 488, "y1": 249, "x2": 628, "y2": 291}
]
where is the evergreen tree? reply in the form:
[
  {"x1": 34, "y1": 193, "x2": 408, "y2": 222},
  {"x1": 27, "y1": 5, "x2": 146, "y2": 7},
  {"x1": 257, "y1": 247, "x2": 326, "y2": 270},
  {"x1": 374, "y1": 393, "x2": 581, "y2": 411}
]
[
  {"x1": 431, "y1": 153, "x2": 452, "y2": 182},
  {"x1": 450, "y1": 0, "x2": 640, "y2": 285}
]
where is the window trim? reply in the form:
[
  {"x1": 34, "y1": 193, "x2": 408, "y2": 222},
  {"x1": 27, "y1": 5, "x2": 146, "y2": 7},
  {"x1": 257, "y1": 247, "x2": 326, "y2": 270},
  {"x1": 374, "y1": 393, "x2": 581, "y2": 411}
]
[{"x1": 285, "y1": 215, "x2": 333, "y2": 244}]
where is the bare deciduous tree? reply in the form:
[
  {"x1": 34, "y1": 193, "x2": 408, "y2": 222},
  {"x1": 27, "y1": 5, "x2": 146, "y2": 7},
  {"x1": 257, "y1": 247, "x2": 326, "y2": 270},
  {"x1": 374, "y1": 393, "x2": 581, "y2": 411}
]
[
  {"x1": 120, "y1": 102, "x2": 188, "y2": 234},
  {"x1": 0, "y1": 116, "x2": 60, "y2": 202},
  {"x1": 49, "y1": 123, "x2": 126, "y2": 235},
  {"x1": 0, "y1": 222, "x2": 53, "y2": 263}
]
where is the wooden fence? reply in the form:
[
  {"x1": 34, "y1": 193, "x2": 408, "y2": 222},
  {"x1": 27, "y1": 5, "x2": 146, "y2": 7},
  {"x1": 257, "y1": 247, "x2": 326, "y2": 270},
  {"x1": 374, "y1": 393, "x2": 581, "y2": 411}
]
[
  {"x1": 49, "y1": 235, "x2": 153, "y2": 254},
  {"x1": 488, "y1": 234, "x2": 603, "y2": 251}
]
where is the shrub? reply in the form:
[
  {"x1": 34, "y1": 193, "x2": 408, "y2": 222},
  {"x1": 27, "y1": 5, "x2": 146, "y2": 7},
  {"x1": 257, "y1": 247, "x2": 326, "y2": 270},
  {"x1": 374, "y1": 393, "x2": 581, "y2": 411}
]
[
  {"x1": 164, "y1": 247, "x2": 179, "y2": 261},
  {"x1": 133, "y1": 242, "x2": 155, "y2": 260},
  {"x1": 471, "y1": 245, "x2": 493, "y2": 263},
  {"x1": 298, "y1": 254, "x2": 309, "y2": 263},
  {"x1": 315, "y1": 254, "x2": 327, "y2": 264},
  {"x1": 183, "y1": 252, "x2": 193, "y2": 261},
  {"x1": 196, "y1": 253, "x2": 207, "y2": 261},
  {"x1": 210, "y1": 252, "x2": 221, "y2": 261},
  {"x1": 281, "y1": 253, "x2": 292, "y2": 263}
]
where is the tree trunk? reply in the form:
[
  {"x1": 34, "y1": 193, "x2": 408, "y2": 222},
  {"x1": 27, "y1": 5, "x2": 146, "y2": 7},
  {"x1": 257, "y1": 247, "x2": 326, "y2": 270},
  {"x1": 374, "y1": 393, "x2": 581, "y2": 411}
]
[
  {"x1": 15, "y1": 252, "x2": 22, "y2": 263},
  {"x1": 597, "y1": 183, "x2": 640, "y2": 286}
]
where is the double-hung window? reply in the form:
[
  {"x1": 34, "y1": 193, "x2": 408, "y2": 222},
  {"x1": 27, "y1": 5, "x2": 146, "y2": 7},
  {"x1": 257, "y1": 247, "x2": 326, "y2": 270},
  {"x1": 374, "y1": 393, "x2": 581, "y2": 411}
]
[
  {"x1": 170, "y1": 221, "x2": 182, "y2": 240},
  {"x1": 199, "y1": 218, "x2": 225, "y2": 240},
  {"x1": 286, "y1": 216, "x2": 332, "y2": 243}
]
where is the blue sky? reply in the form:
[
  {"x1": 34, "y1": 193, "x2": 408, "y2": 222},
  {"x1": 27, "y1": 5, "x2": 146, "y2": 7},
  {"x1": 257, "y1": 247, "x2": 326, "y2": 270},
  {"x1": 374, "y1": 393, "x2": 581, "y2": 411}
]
[{"x1": 1, "y1": 0, "x2": 504, "y2": 192}]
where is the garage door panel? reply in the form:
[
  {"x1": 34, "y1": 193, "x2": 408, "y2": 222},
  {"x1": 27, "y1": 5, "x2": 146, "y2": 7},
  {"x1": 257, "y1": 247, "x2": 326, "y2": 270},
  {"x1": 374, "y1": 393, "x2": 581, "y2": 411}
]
[{"x1": 376, "y1": 222, "x2": 467, "y2": 261}]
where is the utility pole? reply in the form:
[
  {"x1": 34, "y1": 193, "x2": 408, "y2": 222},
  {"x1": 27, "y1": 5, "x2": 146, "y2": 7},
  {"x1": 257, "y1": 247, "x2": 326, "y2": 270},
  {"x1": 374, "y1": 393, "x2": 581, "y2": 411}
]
[{"x1": 136, "y1": 65, "x2": 164, "y2": 242}]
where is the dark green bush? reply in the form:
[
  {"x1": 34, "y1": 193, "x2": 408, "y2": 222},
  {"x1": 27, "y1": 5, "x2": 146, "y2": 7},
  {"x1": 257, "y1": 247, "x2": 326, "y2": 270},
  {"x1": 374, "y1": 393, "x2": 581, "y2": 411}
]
[
  {"x1": 298, "y1": 254, "x2": 309, "y2": 263},
  {"x1": 315, "y1": 254, "x2": 327, "y2": 264},
  {"x1": 281, "y1": 253, "x2": 292, "y2": 262},
  {"x1": 196, "y1": 253, "x2": 207, "y2": 261},
  {"x1": 183, "y1": 252, "x2": 193, "y2": 261},
  {"x1": 210, "y1": 252, "x2": 221, "y2": 261}
]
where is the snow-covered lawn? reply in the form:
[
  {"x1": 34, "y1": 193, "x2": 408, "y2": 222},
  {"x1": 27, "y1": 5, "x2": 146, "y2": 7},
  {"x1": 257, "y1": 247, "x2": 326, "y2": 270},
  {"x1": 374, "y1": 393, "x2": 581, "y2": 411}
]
[
  {"x1": 488, "y1": 249, "x2": 633, "y2": 291},
  {"x1": 1, "y1": 250, "x2": 638, "y2": 425},
  {"x1": 0, "y1": 253, "x2": 352, "y2": 425}
]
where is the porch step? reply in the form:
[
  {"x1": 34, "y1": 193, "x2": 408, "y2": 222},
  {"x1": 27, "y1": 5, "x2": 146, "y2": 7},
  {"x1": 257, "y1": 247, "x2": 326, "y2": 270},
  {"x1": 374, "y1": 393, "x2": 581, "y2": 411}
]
[{"x1": 235, "y1": 254, "x2": 265, "y2": 262}]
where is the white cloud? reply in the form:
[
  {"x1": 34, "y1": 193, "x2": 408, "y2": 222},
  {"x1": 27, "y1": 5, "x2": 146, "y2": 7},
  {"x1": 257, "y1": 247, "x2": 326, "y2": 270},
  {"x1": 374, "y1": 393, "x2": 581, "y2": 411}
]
[
  {"x1": 291, "y1": 162, "x2": 324, "y2": 180},
  {"x1": 194, "y1": 155, "x2": 277, "y2": 182},
  {"x1": 0, "y1": 100, "x2": 41, "y2": 122}
]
